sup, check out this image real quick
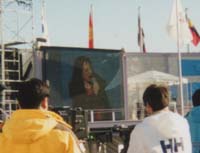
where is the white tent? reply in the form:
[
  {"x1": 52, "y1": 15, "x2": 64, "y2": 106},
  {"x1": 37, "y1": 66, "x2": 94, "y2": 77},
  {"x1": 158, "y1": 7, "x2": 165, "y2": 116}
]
[
  {"x1": 128, "y1": 70, "x2": 188, "y2": 85},
  {"x1": 127, "y1": 70, "x2": 188, "y2": 120}
]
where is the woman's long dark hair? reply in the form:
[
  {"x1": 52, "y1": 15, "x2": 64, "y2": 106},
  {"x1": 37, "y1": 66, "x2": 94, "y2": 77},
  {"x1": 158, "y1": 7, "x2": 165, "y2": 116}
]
[{"x1": 69, "y1": 56, "x2": 93, "y2": 98}]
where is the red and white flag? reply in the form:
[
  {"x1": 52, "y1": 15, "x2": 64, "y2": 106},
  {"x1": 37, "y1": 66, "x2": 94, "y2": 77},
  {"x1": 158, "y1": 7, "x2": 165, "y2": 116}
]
[{"x1": 186, "y1": 14, "x2": 200, "y2": 46}]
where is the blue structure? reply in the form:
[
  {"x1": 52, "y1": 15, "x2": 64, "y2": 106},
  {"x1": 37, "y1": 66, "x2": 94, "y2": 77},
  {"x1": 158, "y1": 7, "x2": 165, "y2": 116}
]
[{"x1": 182, "y1": 59, "x2": 200, "y2": 101}]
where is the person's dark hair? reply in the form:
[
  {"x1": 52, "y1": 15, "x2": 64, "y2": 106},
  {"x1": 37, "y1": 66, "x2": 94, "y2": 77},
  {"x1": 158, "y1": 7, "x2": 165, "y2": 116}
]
[
  {"x1": 17, "y1": 78, "x2": 49, "y2": 109},
  {"x1": 143, "y1": 84, "x2": 169, "y2": 111},
  {"x1": 69, "y1": 56, "x2": 93, "y2": 98},
  {"x1": 192, "y1": 89, "x2": 200, "y2": 107}
]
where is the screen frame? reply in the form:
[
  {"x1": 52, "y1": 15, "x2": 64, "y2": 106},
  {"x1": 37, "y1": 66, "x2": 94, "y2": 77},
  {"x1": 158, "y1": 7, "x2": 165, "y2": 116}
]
[{"x1": 41, "y1": 46, "x2": 128, "y2": 121}]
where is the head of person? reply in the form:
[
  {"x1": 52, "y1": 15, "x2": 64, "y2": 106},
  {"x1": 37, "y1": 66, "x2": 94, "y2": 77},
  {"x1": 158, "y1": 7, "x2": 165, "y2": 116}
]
[
  {"x1": 192, "y1": 89, "x2": 200, "y2": 107},
  {"x1": 72, "y1": 56, "x2": 93, "y2": 82},
  {"x1": 143, "y1": 84, "x2": 169, "y2": 114},
  {"x1": 17, "y1": 78, "x2": 50, "y2": 110},
  {"x1": 69, "y1": 56, "x2": 94, "y2": 97}
]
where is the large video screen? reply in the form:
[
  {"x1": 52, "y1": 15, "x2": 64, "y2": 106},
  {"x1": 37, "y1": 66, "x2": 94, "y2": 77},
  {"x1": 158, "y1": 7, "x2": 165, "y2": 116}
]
[{"x1": 42, "y1": 47, "x2": 124, "y2": 110}]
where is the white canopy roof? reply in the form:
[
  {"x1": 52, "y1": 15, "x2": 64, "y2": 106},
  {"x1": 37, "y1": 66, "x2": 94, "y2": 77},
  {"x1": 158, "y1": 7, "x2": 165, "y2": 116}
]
[{"x1": 128, "y1": 70, "x2": 188, "y2": 85}]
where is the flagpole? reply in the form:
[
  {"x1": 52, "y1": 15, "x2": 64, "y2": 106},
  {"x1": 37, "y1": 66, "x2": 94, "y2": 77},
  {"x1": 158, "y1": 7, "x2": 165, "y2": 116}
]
[
  {"x1": 187, "y1": 43, "x2": 190, "y2": 53},
  {"x1": 185, "y1": 8, "x2": 190, "y2": 53},
  {"x1": 41, "y1": 0, "x2": 50, "y2": 45},
  {"x1": 138, "y1": 6, "x2": 143, "y2": 53},
  {"x1": 176, "y1": 0, "x2": 184, "y2": 115}
]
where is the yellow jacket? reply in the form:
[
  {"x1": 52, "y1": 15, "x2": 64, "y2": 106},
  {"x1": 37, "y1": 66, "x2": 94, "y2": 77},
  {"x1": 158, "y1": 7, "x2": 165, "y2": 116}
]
[{"x1": 0, "y1": 109, "x2": 82, "y2": 153}]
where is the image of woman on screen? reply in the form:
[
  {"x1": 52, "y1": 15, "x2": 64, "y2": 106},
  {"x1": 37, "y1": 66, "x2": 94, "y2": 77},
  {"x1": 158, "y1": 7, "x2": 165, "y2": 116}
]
[{"x1": 69, "y1": 56, "x2": 110, "y2": 111}]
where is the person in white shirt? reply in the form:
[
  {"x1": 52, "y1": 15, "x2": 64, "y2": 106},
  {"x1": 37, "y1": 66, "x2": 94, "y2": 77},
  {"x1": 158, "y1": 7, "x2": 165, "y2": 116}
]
[{"x1": 127, "y1": 84, "x2": 192, "y2": 153}]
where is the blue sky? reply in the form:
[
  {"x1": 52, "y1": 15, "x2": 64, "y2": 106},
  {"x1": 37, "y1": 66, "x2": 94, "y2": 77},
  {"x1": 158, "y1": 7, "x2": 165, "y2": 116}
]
[{"x1": 39, "y1": 0, "x2": 200, "y2": 52}]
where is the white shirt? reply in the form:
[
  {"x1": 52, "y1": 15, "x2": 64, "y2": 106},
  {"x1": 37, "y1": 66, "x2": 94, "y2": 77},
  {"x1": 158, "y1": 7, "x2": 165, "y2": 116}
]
[{"x1": 127, "y1": 110, "x2": 192, "y2": 153}]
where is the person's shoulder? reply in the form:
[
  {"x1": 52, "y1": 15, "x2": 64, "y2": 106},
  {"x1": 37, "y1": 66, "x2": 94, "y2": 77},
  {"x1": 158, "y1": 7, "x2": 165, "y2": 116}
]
[
  {"x1": 50, "y1": 122, "x2": 83, "y2": 152},
  {"x1": 44, "y1": 126, "x2": 74, "y2": 147},
  {"x1": 51, "y1": 122, "x2": 77, "y2": 140},
  {"x1": 168, "y1": 111, "x2": 189, "y2": 124},
  {"x1": 166, "y1": 111, "x2": 183, "y2": 118},
  {"x1": 40, "y1": 124, "x2": 82, "y2": 153},
  {"x1": 133, "y1": 120, "x2": 148, "y2": 132},
  {"x1": 171, "y1": 111, "x2": 186, "y2": 119},
  {"x1": 51, "y1": 122, "x2": 72, "y2": 133}
]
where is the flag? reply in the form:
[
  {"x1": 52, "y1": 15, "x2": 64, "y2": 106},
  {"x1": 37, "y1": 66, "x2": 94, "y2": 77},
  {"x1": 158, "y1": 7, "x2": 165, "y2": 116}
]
[
  {"x1": 88, "y1": 5, "x2": 94, "y2": 48},
  {"x1": 167, "y1": 0, "x2": 192, "y2": 46},
  {"x1": 41, "y1": 0, "x2": 50, "y2": 45},
  {"x1": 137, "y1": 12, "x2": 146, "y2": 53},
  {"x1": 186, "y1": 15, "x2": 200, "y2": 46}
]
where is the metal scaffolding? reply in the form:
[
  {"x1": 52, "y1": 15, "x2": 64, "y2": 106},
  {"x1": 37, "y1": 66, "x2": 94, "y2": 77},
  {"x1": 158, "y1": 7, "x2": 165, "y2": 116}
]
[{"x1": 0, "y1": 0, "x2": 34, "y2": 117}]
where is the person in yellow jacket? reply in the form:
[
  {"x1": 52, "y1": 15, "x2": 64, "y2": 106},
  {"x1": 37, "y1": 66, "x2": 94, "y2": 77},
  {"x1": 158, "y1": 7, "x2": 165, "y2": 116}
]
[{"x1": 0, "y1": 78, "x2": 84, "y2": 153}]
